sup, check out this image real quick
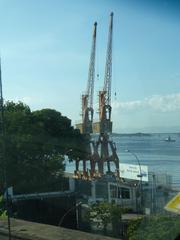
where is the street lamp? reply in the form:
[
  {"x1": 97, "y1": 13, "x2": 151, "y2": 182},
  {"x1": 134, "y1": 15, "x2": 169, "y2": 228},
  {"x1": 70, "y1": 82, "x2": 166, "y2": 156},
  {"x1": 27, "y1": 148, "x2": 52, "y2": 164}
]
[
  {"x1": 58, "y1": 201, "x2": 82, "y2": 228},
  {"x1": 125, "y1": 149, "x2": 143, "y2": 213}
]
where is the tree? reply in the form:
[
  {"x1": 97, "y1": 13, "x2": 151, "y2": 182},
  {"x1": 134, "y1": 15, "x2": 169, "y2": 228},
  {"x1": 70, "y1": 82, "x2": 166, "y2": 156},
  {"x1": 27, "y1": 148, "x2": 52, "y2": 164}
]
[
  {"x1": 89, "y1": 202, "x2": 123, "y2": 236},
  {"x1": 89, "y1": 202, "x2": 111, "y2": 234},
  {"x1": 110, "y1": 203, "x2": 123, "y2": 237},
  {"x1": 0, "y1": 195, "x2": 7, "y2": 220},
  {"x1": 0, "y1": 101, "x2": 87, "y2": 194},
  {"x1": 127, "y1": 214, "x2": 180, "y2": 240}
]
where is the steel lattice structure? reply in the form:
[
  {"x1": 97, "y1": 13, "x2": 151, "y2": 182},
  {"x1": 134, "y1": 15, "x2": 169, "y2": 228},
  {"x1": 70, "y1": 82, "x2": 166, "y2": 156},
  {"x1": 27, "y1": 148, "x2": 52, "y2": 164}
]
[
  {"x1": 103, "y1": 12, "x2": 113, "y2": 106},
  {"x1": 75, "y1": 13, "x2": 119, "y2": 179},
  {"x1": 76, "y1": 22, "x2": 97, "y2": 134}
]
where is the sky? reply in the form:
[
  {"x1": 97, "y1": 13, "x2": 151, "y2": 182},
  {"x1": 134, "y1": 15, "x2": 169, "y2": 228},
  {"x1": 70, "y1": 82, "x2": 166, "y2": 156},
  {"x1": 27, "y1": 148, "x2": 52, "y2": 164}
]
[{"x1": 0, "y1": 0, "x2": 180, "y2": 133}]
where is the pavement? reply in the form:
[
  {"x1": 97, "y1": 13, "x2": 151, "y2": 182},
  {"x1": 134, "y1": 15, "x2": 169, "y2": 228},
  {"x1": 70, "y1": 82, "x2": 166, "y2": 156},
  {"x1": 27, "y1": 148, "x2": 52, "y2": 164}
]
[{"x1": 0, "y1": 218, "x2": 118, "y2": 240}]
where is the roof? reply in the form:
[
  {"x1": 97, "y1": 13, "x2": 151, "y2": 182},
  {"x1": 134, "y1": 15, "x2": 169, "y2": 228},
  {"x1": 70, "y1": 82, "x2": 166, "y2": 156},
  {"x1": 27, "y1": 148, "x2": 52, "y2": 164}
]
[{"x1": 11, "y1": 190, "x2": 75, "y2": 201}]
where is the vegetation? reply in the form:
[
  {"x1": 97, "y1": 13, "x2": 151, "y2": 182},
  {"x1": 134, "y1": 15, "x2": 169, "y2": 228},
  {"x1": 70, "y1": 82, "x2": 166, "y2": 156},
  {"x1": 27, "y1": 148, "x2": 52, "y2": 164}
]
[
  {"x1": 89, "y1": 202, "x2": 124, "y2": 236},
  {"x1": 0, "y1": 195, "x2": 7, "y2": 220},
  {"x1": 0, "y1": 101, "x2": 87, "y2": 194},
  {"x1": 127, "y1": 214, "x2": 180, "y2": 240}
]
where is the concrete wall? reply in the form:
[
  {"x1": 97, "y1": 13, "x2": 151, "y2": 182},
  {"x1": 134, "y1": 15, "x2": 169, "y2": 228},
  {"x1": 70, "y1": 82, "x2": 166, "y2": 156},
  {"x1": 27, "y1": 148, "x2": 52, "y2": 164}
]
[{"x1": 0, "y1": 218, "x2": 118, "y2": 240}]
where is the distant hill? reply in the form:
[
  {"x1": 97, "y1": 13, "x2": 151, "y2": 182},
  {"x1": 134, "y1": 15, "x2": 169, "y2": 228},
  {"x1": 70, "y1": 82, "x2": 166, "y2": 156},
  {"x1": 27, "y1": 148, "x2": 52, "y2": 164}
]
[{"x1": 112, "y1": 132, "x2": 151, "y2": 137}]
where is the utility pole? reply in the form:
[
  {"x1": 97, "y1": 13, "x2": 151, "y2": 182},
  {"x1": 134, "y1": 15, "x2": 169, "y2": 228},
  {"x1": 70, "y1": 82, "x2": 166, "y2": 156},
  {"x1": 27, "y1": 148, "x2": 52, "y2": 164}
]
[
  {"x1": 151, "y1": 173, "x2": 157, "y2": 213},
  {"x1": 0, "y1": 60, "x2": 11, "y2": 240},
  {"x1": 125, "y1": 149, "x2": 143, "y2": 213}
]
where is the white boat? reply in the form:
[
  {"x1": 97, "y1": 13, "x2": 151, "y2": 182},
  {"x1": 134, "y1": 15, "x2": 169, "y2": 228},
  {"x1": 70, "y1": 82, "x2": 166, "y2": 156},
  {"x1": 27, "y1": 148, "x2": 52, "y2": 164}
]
[{"x1": 164, "y1": 136, "x2": 176, "y2": 142}]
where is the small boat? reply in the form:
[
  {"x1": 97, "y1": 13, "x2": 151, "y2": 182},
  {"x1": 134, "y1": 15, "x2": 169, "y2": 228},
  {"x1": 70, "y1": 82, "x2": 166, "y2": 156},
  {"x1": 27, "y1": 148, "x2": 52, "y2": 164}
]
[{"x1": 164, "y1": 136, "x2": 176, "y2": 142}]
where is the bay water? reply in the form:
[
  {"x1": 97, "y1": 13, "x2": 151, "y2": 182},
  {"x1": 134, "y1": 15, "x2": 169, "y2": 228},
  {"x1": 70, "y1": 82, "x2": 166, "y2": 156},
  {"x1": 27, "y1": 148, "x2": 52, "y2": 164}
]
[{"x1": 66, "y1": 133, "x2": 180, "y2": 190}]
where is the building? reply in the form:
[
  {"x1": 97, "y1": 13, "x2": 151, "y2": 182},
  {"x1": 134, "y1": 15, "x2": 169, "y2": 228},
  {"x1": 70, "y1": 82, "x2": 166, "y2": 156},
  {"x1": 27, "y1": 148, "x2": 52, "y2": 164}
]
[{"x1": 67, "y1": 174, "x2": 139, "y2": 212}]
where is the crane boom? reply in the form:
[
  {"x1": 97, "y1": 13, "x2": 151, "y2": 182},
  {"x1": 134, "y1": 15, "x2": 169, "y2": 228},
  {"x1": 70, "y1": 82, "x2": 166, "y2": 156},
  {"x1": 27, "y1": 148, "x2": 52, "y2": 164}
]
[
  {"x1": 93, "y1": 12, "x2": 113, "y2": 134},
  {"x1": 86, "y1": 22, "x2": 97, "y2": 109},
  {"x1": 76, "y1": 22, "x2": 97, "y2": 134},
  {"x1": 103, "y1": 12, "x2": 113, "y2": 106}
]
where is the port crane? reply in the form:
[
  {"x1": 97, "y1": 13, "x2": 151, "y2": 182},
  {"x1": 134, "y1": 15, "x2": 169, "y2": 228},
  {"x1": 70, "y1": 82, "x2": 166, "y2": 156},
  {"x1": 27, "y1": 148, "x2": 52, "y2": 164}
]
[
  {"x1": 94, "y1": 12, "x2": 120, "y2": 177},
  {"x1": 75, "y1": 22, "x2": 98, "y2": 178},
  {"x1": 81, "y1": 22, "x2": 97, "y2": 134},
  {"x1": 96, "y1": 12, "x2": 113, "y2": 134},
  {"x1": 76, "y1": 22, "x2": 97, "y2": 134},
  {"x1": 75, "y1": 13, "x2": 119, "y2": 179}
]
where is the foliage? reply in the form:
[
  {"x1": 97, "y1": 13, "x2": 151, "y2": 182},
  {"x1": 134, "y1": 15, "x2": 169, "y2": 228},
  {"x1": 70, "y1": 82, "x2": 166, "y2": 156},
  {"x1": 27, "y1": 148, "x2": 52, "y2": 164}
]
[
  {"x1": 0, "y1": 101, "x2": 87, "y2": 194},
  {"x1": 110, "y1": 203, "x2": 124, "y2": 237},
  {"x1": 89, "y1": 202, "x2": 111, "y2": 232},
  {"x1": 127, "y1": 217, "x2": 143, "y2": 239},
  {"x1": 0, "y1": 195, "x2": 7, "y2": 220},
  {"x1": 127, "y1": 214, "x2": 180, "y2": 240},
  {"x1": 89, "y1": 202, "x2": 123, "y2": 235}
]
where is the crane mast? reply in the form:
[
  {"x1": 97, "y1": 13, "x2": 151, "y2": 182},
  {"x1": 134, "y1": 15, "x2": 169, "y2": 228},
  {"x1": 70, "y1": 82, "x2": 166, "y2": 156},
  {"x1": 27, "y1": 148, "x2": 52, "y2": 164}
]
[{"x1": 76, "y1": 22, "x2": 97, "y2": 134}]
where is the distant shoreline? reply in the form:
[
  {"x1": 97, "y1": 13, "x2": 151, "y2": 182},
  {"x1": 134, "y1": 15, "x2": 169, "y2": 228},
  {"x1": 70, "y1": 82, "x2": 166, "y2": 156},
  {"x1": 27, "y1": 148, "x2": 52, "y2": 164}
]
[
  {"x1": 111, "y1": 132, "x2": 180, "y2": 137},
  {"x1": 112, "y1": 132, "x2": 152, "y2": 137},
  {"x1": 92, "y1": 132, "x2": 180, "y2": 137}
]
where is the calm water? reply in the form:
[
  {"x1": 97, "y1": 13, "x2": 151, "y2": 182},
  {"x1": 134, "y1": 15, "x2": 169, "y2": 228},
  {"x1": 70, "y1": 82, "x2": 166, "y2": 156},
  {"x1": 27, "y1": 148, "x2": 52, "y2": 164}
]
[{"x1": 66, "y1": 133, "x2": 180, "y2": 190}]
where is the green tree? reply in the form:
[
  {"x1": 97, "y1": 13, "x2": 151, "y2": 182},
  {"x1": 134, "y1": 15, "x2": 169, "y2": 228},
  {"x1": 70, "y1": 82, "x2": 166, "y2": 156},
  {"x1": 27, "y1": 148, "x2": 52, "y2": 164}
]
[
  {"x1": 110, "y1": 204, "x2": 123, "y2": 237},
  {"x1": 89, "y1": 202, "x2": 123, "y2": 236},
  {"x1": 0, "y1": 195, "x2": 7, "y2": 220},
  {"x1": 89, "y1": 202, "x2": 111, "y2": 234},
  {"x1": 0, "y1": 101, "x2": 87, "y2": 194},
  {"x1": 127, "y1": 214, "x2": 180, "y2": 240}
]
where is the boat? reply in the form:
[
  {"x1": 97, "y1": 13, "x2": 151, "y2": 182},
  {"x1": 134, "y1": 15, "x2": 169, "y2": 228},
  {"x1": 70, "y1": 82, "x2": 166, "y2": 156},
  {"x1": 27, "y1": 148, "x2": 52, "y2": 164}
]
[{"x1": 164, "y1": 136, "x2": 176, "y2": 142}]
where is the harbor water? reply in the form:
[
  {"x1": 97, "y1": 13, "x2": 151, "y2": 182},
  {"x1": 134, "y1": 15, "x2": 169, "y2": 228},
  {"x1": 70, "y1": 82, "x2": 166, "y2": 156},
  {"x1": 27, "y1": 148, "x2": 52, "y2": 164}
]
[{"x1": 66, "y1": 133, "x2": 180, "y2": 190}]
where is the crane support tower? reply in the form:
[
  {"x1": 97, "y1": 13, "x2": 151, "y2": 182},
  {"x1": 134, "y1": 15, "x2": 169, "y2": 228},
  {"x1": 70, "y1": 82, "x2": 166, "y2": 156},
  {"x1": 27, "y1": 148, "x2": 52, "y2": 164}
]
[{"x1": 94, "y1": 12, "x2": 119, "y2": 177}]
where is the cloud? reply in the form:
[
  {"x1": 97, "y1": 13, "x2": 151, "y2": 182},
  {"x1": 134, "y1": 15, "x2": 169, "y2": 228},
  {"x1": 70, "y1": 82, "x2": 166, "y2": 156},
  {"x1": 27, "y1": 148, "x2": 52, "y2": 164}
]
[{"x1": 112, "y1": 93, "x2": 180, "y2": 113}]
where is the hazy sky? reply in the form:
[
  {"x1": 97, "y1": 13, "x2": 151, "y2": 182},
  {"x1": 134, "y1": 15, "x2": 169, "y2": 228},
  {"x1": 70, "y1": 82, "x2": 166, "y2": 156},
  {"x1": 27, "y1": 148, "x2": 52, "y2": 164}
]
[{"x1": 0, "y1": 0, "x2": 180, "y2": 132}]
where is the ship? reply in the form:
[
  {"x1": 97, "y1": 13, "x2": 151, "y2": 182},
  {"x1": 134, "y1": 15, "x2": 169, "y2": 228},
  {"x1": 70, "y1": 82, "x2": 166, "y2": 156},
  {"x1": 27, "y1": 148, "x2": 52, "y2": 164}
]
[{"x1": 164, "y1": 136, "x2": 176, "y2": 142}]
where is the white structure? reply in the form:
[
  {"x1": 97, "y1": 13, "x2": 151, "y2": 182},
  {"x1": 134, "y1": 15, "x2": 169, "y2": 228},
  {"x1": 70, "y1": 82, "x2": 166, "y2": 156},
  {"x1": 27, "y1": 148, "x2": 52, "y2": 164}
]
[{"x1": 120, "y1": 163, "x2": 148, "y2": 182}]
